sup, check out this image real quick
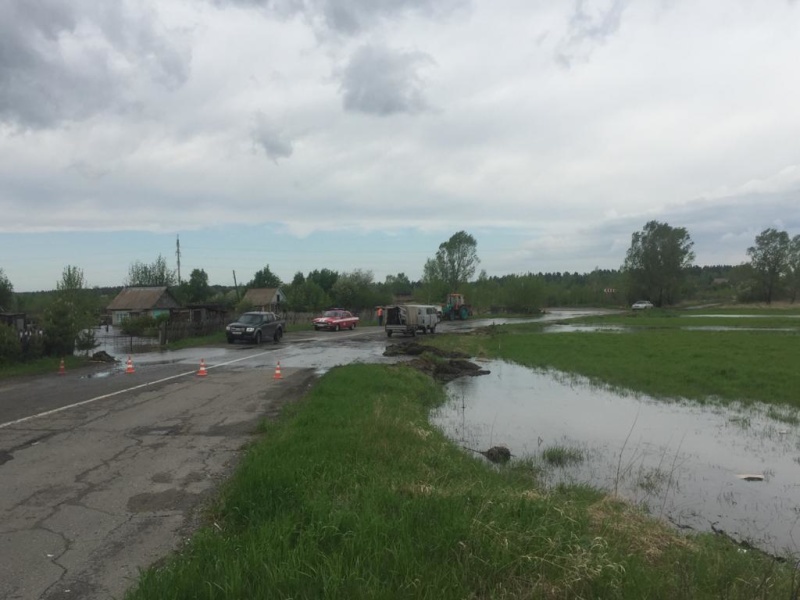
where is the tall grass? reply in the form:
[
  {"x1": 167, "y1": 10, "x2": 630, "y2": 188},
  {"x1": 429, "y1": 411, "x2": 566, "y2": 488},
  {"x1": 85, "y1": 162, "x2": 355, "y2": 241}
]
[
  {"x1": 127, "y1": 364, "x2": 800, "y2": 599},
  {"x1": 0, "y1": 355, "x2": 90, "y2": 379}
]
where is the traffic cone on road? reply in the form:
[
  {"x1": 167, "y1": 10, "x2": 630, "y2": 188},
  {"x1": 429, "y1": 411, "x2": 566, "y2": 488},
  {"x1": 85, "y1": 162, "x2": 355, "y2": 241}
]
[
  {"x1": 273, "y1": 361, "x2": 282, "y2": 380},
  {"x1": 197, "y1": 359, "x2": 208, "y2": 377},
  {"x1": 125, "y1": 356, "x2": 135, "y2": 374},
  {"x1": 58, "y1": 358, "x2": 66, "y2": 375}
]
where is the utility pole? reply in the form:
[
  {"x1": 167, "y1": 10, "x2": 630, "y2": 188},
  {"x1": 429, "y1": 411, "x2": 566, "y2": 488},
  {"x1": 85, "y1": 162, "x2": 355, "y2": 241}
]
[
  {"x1": 176, "y1": 234, "x2": 182, "y2": 284},
  {"x1": 232, "y1": 270, "x2": 240, "y2": 300}
]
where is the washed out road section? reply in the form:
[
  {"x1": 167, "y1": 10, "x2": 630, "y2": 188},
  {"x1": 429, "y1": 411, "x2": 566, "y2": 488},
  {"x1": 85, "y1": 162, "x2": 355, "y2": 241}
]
[{"x1": 0, "y1": 366, "x2": 314, "y2": 600}]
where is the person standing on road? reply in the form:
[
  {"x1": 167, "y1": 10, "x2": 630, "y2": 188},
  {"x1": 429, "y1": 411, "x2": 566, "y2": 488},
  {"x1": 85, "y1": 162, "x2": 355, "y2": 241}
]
[{"x1": 377, "y1": 306, "x2": 384, "y2": 326}]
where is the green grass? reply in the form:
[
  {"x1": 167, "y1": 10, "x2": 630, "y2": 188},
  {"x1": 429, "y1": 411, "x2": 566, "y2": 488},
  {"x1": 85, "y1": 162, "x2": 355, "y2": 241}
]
[
  {"x1": 573, "y1": 310, "x2": 800, "y2": 330},
  {"x1": 432, "y1": 325, "x2": 800, "y2": 407},
  {"x1": 127, "y1": 364, "x2": 800, "y2": 599},
  {"x1": 0, "y1": 355, "x2": 91, "y2": 379},
  {"x1": 541, "y1": 445, "x2": 584, "y2": 467},
  {"x1": 165, "y1": 331, "x2": 227, "y2": 350}
]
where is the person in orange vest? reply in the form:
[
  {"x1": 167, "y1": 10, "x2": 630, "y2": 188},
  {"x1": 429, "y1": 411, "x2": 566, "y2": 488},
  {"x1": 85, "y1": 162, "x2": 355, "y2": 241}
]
[{"x1": 377, "y1": 306, "x2": 384, "y2": 326}]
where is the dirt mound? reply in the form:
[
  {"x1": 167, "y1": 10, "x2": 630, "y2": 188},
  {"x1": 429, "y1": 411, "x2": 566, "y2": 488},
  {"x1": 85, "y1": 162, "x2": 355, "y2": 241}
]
[
  {"x1": 91, "y1": 351, "x2": 118, "y2": 363},
  {"x1": 384, "y1": 341, "x2": 489, "y2": 382},
  {"x1": 383, "y1": 341, "x2": 468, "y2": 359}
]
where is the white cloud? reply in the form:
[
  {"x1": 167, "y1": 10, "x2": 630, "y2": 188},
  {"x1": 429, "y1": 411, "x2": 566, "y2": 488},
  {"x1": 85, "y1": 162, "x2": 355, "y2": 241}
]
[{"x1": 1, "y1": 0, "x2": 800, "y2": 290}]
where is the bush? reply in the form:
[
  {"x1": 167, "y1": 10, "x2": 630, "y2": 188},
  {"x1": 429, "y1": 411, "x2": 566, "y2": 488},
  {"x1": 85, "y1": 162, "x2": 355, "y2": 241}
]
[
  {"x1": 119, "y1": 314, "x2": 169, "y2": 337},
  {"x1": 75, "y1": 328, "x2": 100, "y2": 356},
  {"x1": 20, "y1": 332, "x2": 44, "y2": 361},
  {"x1": 0, "y1": 324, "x2": 21, "y2": 363}
]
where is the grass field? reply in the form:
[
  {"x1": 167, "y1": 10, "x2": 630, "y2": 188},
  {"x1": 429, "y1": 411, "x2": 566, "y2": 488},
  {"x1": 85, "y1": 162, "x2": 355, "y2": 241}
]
[
  {"x1": 0, "y1": 355, "x2": 90, "y2": 380},
  {"x1": 126, "y1": 363, "x2": 800, "y2": 599},
  {"x1": 571, "y1": 308, "x2": 800, "y2": 331},
  {"x1": 430, "y1": 318, "x2": 800, "y2": 407}
]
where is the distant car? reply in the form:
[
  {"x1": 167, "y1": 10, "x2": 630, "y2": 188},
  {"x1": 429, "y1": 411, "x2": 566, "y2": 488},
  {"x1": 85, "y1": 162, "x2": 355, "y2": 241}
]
[
  {"x1": 313, "y1": 309, "x2": 359, "y2": 331},
  {"x1": 226, "y1": 311, "x2": 284, "y2": 344},
  {"x1": 631, "y1": 301, "x2": 654, "y2": 310}
]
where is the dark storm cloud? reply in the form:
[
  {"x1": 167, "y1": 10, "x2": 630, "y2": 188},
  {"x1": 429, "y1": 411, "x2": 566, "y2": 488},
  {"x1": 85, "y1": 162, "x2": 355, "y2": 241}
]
[
  {"x1": 555, "y1": 0, "x2": 627, "y2": 68},
  {"x1": 0, "y1": 1, "x2": 189, "y2": 128},
  {"x1": 339, "y1": 45, "x2": 433, "y2": 116},
  {"x1": 252, "y1": 114, "x2": 294, "y2": 162},
  {"x1": 213, "y1": 0, "x2": 467, "y2": 35}
]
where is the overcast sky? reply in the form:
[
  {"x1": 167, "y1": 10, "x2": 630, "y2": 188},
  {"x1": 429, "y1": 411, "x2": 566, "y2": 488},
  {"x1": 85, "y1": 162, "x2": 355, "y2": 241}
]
[{"x1": 1, "y1": 0, "x2": 799, "y2": 292}]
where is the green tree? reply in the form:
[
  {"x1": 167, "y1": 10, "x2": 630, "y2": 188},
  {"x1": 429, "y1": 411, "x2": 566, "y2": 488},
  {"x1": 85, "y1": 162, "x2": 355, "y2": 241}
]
[
  {"x1": 384, "y1": 273, "x2": 413, "y2": 296},
  {"x1": 331, "y1": 270, "x2": 377, "y2": 311},
  {"x1": 42, "y1": 297, "x2": 79, "y2": 357},
  {"x1": 788, "y1": 235, "x2": 800, "y2": 303},
  {"x1": 290, "y1": 271, "x2": 306, "y2": 286},
  {"x1": 423, "y1": 231, "x2": 480, "y2": 295},
  {"x1": 55, "y1": 265, "x2": 97, "y2": 337},
  {"x1": 286, "y1": 280, "x2": 330, "y2": 312},
  {"x1": 0, "y1": 268, "x2": 14, "y2": 310},
  {"x1": 747, "y1": 228, "x2": 791, "y2": 304},
  {"x1": 185, "y1": 269, "x2": 211, "y2": 303},
  {"x1": 126, "y1": 255, "x2": 177, "y2": 287},
  {"x1": 307, "y1": 269, "x2": 339, "y2": 293},
  {"x1": 623, "y1": 221, "x2": 695, "y2": 307},
  {"x1": 248, "y1": 265, "x2": 282, "y2": 288}
]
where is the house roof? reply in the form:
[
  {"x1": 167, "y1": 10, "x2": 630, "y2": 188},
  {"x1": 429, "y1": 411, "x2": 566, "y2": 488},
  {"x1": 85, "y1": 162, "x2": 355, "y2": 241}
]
[
  {"x1": 107, "y1": 287, "x2": 181, "y2": 311},
  {"x1": 242, "y1": 287, "x2": 282, "y2": 306}
]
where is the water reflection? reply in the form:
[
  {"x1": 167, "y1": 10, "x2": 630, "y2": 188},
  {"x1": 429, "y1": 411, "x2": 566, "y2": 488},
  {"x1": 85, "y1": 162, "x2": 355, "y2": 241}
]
[{"x1": 430, "y1": 360, "x2": 800, "y2": 557}]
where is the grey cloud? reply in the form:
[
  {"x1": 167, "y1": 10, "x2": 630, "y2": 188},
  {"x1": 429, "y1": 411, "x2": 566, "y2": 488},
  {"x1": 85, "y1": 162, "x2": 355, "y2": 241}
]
[
  {"x1": 252, "y1": 115, "x2": 294, "y2": 162},
  {"x1": 0, "y1": 1, "x2": 190, "y2": 128},
  {"x1": 213, "y1": 0, "x2": 467, "y2": 35},
  {"x1": 339, "y1": 45, "x2": 434, "y2": 116},
  {"x1": 555, "y1": 0, "x2": 627, "y2": 68},
  {"x1": 589, "y1": 190, "x2": 800, "y2": 267}
]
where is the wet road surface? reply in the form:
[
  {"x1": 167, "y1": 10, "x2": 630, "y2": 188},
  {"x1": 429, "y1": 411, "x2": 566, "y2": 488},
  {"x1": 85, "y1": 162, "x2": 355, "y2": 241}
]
[{"x1": 0, "y1": 310, "x2": 616, "y2": 599}]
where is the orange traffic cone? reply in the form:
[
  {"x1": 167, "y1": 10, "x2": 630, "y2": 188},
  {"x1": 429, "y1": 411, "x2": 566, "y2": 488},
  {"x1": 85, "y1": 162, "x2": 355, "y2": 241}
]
[
  {"x1": 125, "y1": 356, "x2": 135, "y2": 374},
  {"x1": 197, "y1": 359, "x2": 208, "y2": 377},
  {"x1": 58, "y1": 358, "x2": 66, "y2": 375},
  {"x1": 273, "y1": 361, "x2": 282, "y2": 380}
]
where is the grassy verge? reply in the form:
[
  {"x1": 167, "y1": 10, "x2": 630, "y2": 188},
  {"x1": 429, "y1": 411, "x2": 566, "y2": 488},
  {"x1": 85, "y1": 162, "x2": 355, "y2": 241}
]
[
  {"x1": 165, "y1": 331, "x2": 227, "y2": 350},
  {"x1": 127, "y1": 364, "x2": 799, "y2": 599},
  {"x1": 572, "y1": 309, "x2": 800, "y2": 330},
  {"x1": 0, "y1": 355, "x2": 91, "y2": 380},
  {"x1": 430, "y1": 323, "x2": 800, "y2": 407}
]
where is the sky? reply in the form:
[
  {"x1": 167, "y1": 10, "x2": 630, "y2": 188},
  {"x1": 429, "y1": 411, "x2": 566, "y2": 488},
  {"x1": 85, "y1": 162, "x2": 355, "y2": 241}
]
[{"x1": 1, "y1": 0, "x2": 799, "y2": 292}]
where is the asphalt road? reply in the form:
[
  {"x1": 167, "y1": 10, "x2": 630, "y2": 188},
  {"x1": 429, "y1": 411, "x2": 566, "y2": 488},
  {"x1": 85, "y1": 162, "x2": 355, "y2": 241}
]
[
  {"x1": 0, "y1": 313, "x2": 595, "y2": 599},
  {"x1": 0, "y1": 344, "x2": 323, "y2": 600}
]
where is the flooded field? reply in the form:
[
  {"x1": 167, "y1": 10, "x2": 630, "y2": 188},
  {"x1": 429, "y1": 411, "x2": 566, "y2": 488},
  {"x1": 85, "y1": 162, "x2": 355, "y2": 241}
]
[{"x1": 431, "y1": 360, "x2": 800, "y2": 558}]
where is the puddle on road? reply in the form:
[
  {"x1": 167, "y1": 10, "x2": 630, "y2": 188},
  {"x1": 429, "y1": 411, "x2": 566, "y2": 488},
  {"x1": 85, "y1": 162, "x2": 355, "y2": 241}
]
[{"x1": 430, "y1": 360, "x2": 800, "y2": 557}]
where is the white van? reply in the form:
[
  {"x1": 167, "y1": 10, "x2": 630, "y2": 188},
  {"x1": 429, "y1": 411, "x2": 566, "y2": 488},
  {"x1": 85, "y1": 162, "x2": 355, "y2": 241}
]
[{"x1": 385, "y1": 304, "x2": 440, "y2": 337}]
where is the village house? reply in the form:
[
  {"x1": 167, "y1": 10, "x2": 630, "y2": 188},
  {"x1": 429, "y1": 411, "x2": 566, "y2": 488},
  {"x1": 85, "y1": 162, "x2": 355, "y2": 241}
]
[
  {"x1": 241, "y1": 287, "x2": 285, "y2": 312},
  {"x1": 106, "y1": 286, "x2": 181, "y2": 325}
]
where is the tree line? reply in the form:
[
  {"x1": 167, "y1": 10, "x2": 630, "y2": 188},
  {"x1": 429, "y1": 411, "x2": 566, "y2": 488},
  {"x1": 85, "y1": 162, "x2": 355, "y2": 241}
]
[{"x1": 2, "y1": 225, "x2": 799, "y2": 364}]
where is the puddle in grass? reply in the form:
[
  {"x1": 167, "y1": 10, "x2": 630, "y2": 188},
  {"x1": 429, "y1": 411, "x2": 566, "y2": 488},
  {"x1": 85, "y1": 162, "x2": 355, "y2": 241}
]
[{"x1": 430, "y1": 360, "x2": 800, "y2": 557}]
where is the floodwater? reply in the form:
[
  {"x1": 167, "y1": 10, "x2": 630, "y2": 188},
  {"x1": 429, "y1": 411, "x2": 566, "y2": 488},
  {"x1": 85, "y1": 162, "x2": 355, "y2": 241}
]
[
  {"x1": 81, "y1": 310, "x2": 800, "y2": 556},
  {"x1": 430, "y1": 360, "x2": 800, "y2": 558}
]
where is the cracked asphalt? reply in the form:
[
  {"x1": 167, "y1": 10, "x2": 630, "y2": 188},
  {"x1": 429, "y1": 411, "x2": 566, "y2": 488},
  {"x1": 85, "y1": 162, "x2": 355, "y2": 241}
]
[
  {"x1": 0, "y1": 347, "x2": 318, "y2": 600},
  {"x1": 0, "y1": 313, "x2": 593, "y2": 600}
]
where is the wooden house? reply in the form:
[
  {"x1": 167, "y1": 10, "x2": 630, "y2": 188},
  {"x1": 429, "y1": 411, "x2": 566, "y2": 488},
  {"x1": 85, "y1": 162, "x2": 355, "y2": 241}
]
[
  {"x1": 242, "y1": 287, "x2": 285, "y2": 312},
  {"x1": 106, "y1": 287, "x2": 181, "y2": 325}
]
